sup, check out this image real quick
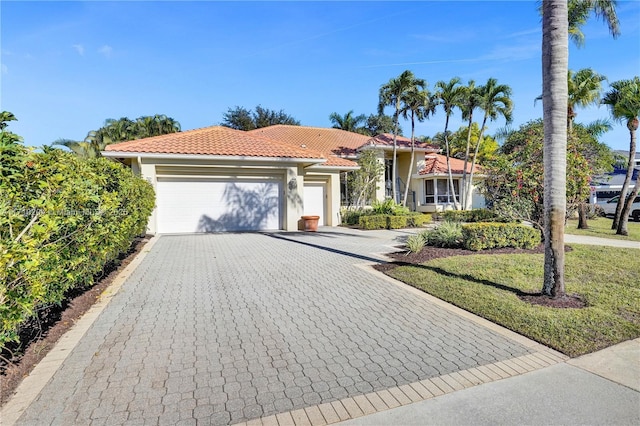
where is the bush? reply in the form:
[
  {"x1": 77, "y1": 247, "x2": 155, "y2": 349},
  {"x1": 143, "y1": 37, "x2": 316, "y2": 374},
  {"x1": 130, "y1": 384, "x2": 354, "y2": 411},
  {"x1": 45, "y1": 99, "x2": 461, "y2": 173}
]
[
  {"x1": 436, "y1": 209, "x2": 505, "y2": 223},
  {"x1": 406, "y1": 233, "x2": 426, "y2": 253},
  {"x1": 0, "y1": 146, "x2": 155, "y2": 346},
  {"x1": 371, "y1": 199, "x2": 410, "y2": 216},
  {"x1": 424, "y1": 221, "x2": 463, "y2": 248},
  {"x1": 462, "y1": 222, "x2": 541, "y2": 251},
  {"x1": 359, "y1": 214, "x2": 388, "y2": 230},
  {"x1": 407, "y1": 213, "x2": 432, "y2": 227},
  {"x1": 341, "y1": 208, "x2": 371, "y2": 226}
]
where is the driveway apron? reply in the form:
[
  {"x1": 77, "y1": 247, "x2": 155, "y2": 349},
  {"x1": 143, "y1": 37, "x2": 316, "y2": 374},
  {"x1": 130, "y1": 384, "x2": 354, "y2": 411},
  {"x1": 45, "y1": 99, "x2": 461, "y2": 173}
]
[{"x1": 16, "y1": 230, "x2": 539, "y2": 425}]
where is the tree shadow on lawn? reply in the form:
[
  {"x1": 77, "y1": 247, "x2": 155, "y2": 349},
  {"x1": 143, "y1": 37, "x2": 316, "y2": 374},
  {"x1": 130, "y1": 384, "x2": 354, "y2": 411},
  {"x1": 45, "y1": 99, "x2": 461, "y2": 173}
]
[{"x1": 376, "y1": 245, "x2": 585, "y2": 309}]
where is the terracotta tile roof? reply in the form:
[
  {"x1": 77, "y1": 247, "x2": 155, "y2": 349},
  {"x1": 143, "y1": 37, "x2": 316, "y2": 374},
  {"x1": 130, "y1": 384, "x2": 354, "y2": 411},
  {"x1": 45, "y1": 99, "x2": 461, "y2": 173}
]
[
  {"x1": 419, "y1": 154, "x2": 480, "y2": 175},
  {"x1": 248, "y1": 125, "x2": 371, "y2": 157},
  {"x1": 321, "y1": 156, "x2": 359, "y2": 168},
  {"x1": 104, "y1": 126, "x2": 326, "y2": 159}
]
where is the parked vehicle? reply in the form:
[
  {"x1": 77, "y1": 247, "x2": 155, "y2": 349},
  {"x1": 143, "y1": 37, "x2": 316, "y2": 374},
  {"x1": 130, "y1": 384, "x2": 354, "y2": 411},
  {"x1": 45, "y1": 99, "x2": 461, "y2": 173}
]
[{"x1": 597, "y1": 195, "x2": 640, "y2": 221}]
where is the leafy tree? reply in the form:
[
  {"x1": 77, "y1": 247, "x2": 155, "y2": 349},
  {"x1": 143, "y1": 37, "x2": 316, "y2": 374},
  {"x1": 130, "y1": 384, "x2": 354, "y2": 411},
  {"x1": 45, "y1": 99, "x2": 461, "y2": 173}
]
[
  {"x1": 437, "y1": 123, "x2": 499, "y2": 164},
  {"x1": 400, "y1": 86, "x2": 436, "y2": 206},
  {"x1": 347, "y1": 149, "x2": 385, "y2": 207},
  {"x1": 329, "y1": 110, "x2": 367, "y2": 134},
  {"x1": 54, "y1": 115, "x2": 181, "y2": 159},
  {"x1": 541, "y1": 0, "x2": 569, "y2": 297},
  {"x1": 435, "y1": 77, "x2": 465, "y2": 210},
  {"x1": 221, "y1": 105, "x2": 300, "y2": 130},
  {"x1": 379, "y1": 70, "x2": 425, "y2": 203},
  {"x1": 484, "y1": 120, "x2": 612, "y2": 234},
  {"x1": 602, "y1": 77, "x2": 640, "y2": 235},
  {"x1": 364, "y1": 114, "x2": 398, "y2": 136}
]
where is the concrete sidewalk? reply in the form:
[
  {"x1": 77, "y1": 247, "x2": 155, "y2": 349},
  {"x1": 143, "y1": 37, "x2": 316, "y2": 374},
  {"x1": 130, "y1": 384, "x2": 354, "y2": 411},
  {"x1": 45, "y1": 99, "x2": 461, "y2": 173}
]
[
  {"x1": 564, "y1": 233, "x2": 640, "y2": 249},
  {"x1": 338, "y1": 338, "x2": 640, "y2": 425}
]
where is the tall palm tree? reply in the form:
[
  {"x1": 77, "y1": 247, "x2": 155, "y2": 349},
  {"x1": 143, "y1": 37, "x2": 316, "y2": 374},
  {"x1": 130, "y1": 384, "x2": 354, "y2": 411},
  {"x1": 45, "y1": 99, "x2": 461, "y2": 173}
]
[
  {"x1": 379, "y1": 70, "x2": 425, "y2": 203},
  {"x1": 399, "y1": 86, "x2": 436, "y2": 206},
  {"x1": 435, "y1": 78, "x2": 465, "y2": 210},
  {"x1": 328, "y1": 111, "x2": 367, "y2": 133},
  {"x1": 460, "y1": 80, "x2": 482, "y2": 209},
  {"x1": 541, "y1": 0, "x2": 569, "y2": 298},
  {"x1": 465, "y1": 78, "x2": 513, "y2": 208},
  {"x1": 568, "y1": 0, "x2": 620, "y2": 47},
  {"x1": 53, "y1": 138, "x2": 101, "y2": 159},
  {"x1": 602, "y1": 77, "x2": 640, "y2": 235}
]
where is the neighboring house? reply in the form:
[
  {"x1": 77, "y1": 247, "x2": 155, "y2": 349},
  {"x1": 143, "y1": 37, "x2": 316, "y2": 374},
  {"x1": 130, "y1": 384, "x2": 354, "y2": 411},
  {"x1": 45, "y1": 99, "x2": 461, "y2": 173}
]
[
  {"x1": 590, "y1": 151, "x2": 639, "y2": 203},
  {"x1": 103, "y1": 125, "x2": 486, "y2": 234},
  {"x1": 103, "y1": 126, "x2": 358, "y2": 233}
]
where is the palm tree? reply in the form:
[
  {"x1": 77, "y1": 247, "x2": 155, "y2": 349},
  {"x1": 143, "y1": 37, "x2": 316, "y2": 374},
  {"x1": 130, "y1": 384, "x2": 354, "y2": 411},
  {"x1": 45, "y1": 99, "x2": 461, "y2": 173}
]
[
  {"x1": 53, "y1": 138, "x2": 101, "y2": 159},
  {"x1": 602, "y1": 77, "x2": 640, "y2": 235},
  {"x1": 465, "y1": 78, "x2": 513, "y2": 208},
  {"x1": 541, "y1": 0, "x2": 569, "y2": 298},
  {"x1": 460, "y1": 80, "x2": 482, "y2": 209},
  {"x1": 328, "y1": 111, "x2": 367, "y2": 133},
  {"x1": 568, "y1": 0, "x2": 620, "y2": 47},
  {"x1": 435, "y1": 78, "x2": 465, "y2": 210},
  {"x1": 378, "y1": 70, "x2": 424, "y2": 203},
  {"x1": 399, "y1": 86, "x2": 436, "y2": 206}
]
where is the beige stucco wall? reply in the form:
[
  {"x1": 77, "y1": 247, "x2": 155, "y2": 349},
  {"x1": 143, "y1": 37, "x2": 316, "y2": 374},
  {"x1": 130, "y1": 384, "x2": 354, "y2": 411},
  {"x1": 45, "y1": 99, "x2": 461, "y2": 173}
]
[{"x1": 130, "y1": 157, "x2": 345, "y2": 233}]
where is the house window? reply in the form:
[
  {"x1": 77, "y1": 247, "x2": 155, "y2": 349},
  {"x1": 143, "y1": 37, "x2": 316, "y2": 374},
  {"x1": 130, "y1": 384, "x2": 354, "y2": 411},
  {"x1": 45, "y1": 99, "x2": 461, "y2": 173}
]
[{"x1": 425, "y1": 179, "x2": 459, "y2": 204}]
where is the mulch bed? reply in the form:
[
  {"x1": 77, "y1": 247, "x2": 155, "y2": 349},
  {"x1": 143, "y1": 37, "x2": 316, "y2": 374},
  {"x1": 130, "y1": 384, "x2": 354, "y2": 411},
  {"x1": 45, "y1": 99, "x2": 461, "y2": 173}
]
[
  {"x1": 0, "y1": 236, "x2": 151, "y2": 406},
  {"x1": 376, "y1": 243, "x2": 585, "y2": 310}
]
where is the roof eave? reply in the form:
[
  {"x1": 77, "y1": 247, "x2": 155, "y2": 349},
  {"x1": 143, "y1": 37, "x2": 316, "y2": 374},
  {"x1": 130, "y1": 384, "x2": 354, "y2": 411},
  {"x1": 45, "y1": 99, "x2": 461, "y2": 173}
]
[{"x1": 101, "y1": 151, "x2": 327, "y2": 165}]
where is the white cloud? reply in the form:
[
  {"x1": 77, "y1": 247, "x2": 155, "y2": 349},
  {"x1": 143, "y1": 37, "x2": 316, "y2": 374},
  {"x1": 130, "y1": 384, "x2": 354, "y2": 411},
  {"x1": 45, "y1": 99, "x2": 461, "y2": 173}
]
[
  {"x1": 98, "y1": 45, "x2": 113, "y2": 58},
  {"x1": 73, "y1": 44, "x2": 85, "y2": 56}
]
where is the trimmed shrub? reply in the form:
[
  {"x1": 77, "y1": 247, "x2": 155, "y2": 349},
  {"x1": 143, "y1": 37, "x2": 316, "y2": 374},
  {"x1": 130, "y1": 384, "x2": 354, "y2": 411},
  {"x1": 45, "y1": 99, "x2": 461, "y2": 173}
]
[
  {"x1": 387, "y1": 215, "x2": 408, "y2": 229},
  {"x1": 436, "y1": 209, "x2": 506, "y2": 223},
  {"x1": 424, "y1": 221, "x2": 463, "y2": 248},
  {"x1": 0, "y1": 147, "x2": 155, "y2": 346},
  {"x1": 359, "y1": 214, "x2": 388, "y2": 230},
  {"x1": 407, "y1": 213, "x2": 432, "y2": 227},
  {"x1": 461, "y1": 222, "x2": 541, "y2": 251}
]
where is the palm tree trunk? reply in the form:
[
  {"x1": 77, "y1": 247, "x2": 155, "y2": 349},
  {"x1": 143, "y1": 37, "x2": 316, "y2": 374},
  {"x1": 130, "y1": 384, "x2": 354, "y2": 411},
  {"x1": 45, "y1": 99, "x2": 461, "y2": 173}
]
[
  {"x1": 461, "y1": 113, "x2": 474, "y2": 210},
  {"x1": 392, "y1": 106, "x2": 399, "y2": 203},
  {"x1": 577, "y1": 203, "x2": 589, "y2": 229},
  {"x1": 617, "y1": 179, "x2": 639, "y2": 236},
  {"x1": 443, "y1": 114, "x2": 460, "y2": 210},
  {"x1": 466, "y1": 115, "x2": 488, "y2": 208},
  {"x1": 541, "y1": 0, "x2": 568, "y2": 298},
  {"x1": 402, "y1": 113, "x2": 416, "y2": 207},
  {"x1": 612, "y1": 124, "x2": 637, "y2": 230}
]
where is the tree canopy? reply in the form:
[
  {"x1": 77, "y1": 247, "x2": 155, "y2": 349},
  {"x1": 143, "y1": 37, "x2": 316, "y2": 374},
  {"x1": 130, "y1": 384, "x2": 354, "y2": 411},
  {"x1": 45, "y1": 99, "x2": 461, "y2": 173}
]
[{"x1": 221, "y1": 105, "x2": 300, "y2": 130}]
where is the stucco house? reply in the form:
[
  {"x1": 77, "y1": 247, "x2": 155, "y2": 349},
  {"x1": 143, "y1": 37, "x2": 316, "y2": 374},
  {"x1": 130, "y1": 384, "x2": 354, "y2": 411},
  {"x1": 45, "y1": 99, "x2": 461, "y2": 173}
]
[{"x1": 103, "y1": 125, "x2": 485, "y2": 234}]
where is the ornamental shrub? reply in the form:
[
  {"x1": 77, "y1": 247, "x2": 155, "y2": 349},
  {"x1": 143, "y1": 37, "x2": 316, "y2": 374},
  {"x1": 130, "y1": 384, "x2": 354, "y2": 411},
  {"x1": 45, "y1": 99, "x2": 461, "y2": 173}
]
[
  {"x1": 405, "y1": 233, "x2": 426, "y2": 253},
  {"x1": 424, "y1": 221, "x2": 463, "y2": 248},
  {"x1": 437, "y1": 209, "x2": 505, "y2": 223},
  {"x1": 461, "y1": 222, "x2": 541, "y2": 251},
  {"x1": 0, "y1": 134, "x2": 155, "y2": 346},
  {"x1": 407, "y1": 213, "x2": 432, "y2": 227},
  {"x1": 359, "y1": 214, "x2": 388, "y2": 230}
]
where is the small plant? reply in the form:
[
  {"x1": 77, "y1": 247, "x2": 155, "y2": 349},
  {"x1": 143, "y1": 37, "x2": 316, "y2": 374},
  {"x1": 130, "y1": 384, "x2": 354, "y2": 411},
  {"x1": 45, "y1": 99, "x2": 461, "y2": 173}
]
[
  {"x1": 405, "y1": 233, "x2": 426, "y2": 254},
  {"x1": 425, "y1": 221, "x2": 463, "y2": 248}
]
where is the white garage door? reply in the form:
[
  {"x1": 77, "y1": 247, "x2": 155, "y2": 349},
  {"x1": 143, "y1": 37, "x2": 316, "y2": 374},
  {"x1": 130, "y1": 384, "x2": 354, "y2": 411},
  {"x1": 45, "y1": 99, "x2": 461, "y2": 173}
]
[
  {"x1": 303, "y1": 183, "x2": 326, "y2": 226},
  {"x1": 156, "y1": 177, "x2": 282, "y2": 233}
]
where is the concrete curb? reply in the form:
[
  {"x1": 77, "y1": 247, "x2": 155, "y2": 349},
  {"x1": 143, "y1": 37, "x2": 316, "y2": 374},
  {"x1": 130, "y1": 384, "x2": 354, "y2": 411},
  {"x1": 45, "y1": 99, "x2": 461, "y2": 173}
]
[{"x1": 0, "y1": 236, "x2": 160, "y2": 426}]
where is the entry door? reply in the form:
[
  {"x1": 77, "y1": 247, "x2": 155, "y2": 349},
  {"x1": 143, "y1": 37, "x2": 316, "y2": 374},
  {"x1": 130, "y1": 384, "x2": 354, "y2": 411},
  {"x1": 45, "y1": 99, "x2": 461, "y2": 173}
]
[{"x1": 303, "y1": 183, "x2": 326, "y2": 226}]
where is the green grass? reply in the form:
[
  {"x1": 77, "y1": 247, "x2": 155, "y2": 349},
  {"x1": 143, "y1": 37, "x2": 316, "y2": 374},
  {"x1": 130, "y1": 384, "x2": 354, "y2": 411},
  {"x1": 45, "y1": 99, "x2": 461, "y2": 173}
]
[
  {"x1": 565, "y1": 217, "x2": 640, "y2": 242},
  {"x1": 388, "y1": 245, "x2": 640, "y2": 357}
]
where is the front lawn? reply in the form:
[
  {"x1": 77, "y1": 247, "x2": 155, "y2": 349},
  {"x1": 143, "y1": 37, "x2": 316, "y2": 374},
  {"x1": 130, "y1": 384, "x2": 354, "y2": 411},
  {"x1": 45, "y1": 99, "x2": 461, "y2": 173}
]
[
  {"x1": 565, "y1": 217, "x2": 640, "y2": 242},
  {"x1": 386, "y1": 245, "x2": 640, "y2": 357}
]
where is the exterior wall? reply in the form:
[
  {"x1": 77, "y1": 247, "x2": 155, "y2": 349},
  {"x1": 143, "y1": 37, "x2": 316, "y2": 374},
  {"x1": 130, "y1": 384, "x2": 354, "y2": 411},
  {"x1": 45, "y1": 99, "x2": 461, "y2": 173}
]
[{"x1": 130, "y1": 157, "x2": 344, "y2": 233}]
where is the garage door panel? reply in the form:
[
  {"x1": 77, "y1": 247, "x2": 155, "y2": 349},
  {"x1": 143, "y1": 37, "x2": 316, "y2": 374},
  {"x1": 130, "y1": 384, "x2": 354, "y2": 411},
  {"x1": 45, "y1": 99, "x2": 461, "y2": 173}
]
[{"x1": 157, "y1": 178, "x2": 282, "y2": 233}]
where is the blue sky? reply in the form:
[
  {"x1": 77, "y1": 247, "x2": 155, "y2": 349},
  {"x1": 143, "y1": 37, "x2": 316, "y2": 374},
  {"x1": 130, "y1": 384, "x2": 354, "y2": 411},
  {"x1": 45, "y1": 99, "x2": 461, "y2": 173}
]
[{"x1": 2, "y1": 1, "x2": 639, "y2": 151}]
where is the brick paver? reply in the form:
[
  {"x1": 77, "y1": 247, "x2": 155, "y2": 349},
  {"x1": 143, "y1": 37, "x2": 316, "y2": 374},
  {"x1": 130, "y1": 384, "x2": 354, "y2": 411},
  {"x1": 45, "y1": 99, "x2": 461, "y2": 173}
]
[{"x1": 15, "y1": 229, "x2": 540, "y2": 425}]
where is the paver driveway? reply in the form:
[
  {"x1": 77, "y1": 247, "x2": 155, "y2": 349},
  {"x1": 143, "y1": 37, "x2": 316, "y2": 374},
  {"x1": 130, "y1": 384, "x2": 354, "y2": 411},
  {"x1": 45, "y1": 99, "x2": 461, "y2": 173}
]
[{"x1": 15, "y1": 229, "x2": 545, "y2": 425}]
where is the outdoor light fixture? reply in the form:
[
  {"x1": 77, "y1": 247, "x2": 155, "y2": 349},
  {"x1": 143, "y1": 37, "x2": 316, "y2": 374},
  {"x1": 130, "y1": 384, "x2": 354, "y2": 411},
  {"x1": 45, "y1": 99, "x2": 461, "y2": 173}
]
[{"x1": 288, "y1": 178, "x2": 298, "y2": 191}]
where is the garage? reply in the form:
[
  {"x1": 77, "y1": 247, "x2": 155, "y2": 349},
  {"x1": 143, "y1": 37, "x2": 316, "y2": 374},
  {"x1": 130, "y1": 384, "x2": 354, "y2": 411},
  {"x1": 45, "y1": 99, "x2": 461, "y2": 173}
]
[
  {"x1": 156, "y1": 177, "x2": 283, "y2": 233},
  {"x1": 303, "y1": 182, "x2": 326, "y2": 226}
]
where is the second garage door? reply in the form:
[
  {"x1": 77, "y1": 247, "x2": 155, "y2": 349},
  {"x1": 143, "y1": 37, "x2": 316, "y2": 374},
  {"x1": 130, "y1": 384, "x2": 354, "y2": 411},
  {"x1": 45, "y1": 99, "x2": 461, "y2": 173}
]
[{"x1": 156, "y1": 177, "x2": 282, "y2": 233}]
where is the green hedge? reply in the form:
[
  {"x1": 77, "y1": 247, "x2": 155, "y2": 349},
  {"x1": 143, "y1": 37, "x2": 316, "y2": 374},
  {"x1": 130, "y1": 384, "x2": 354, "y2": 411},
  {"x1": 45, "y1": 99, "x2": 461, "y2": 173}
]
[
  {"x1": 461, "y1": 222, "x2": 541, "y2": 251},
  {"x1": 436, "y1": 209, "x2": 507, "y2": 223},
  {"x1": 0, "y1": 146, "x2": 155, "y2": 346},
  {"x1": 359, "y1": 213, "x2": 432, "y2": 230}
]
